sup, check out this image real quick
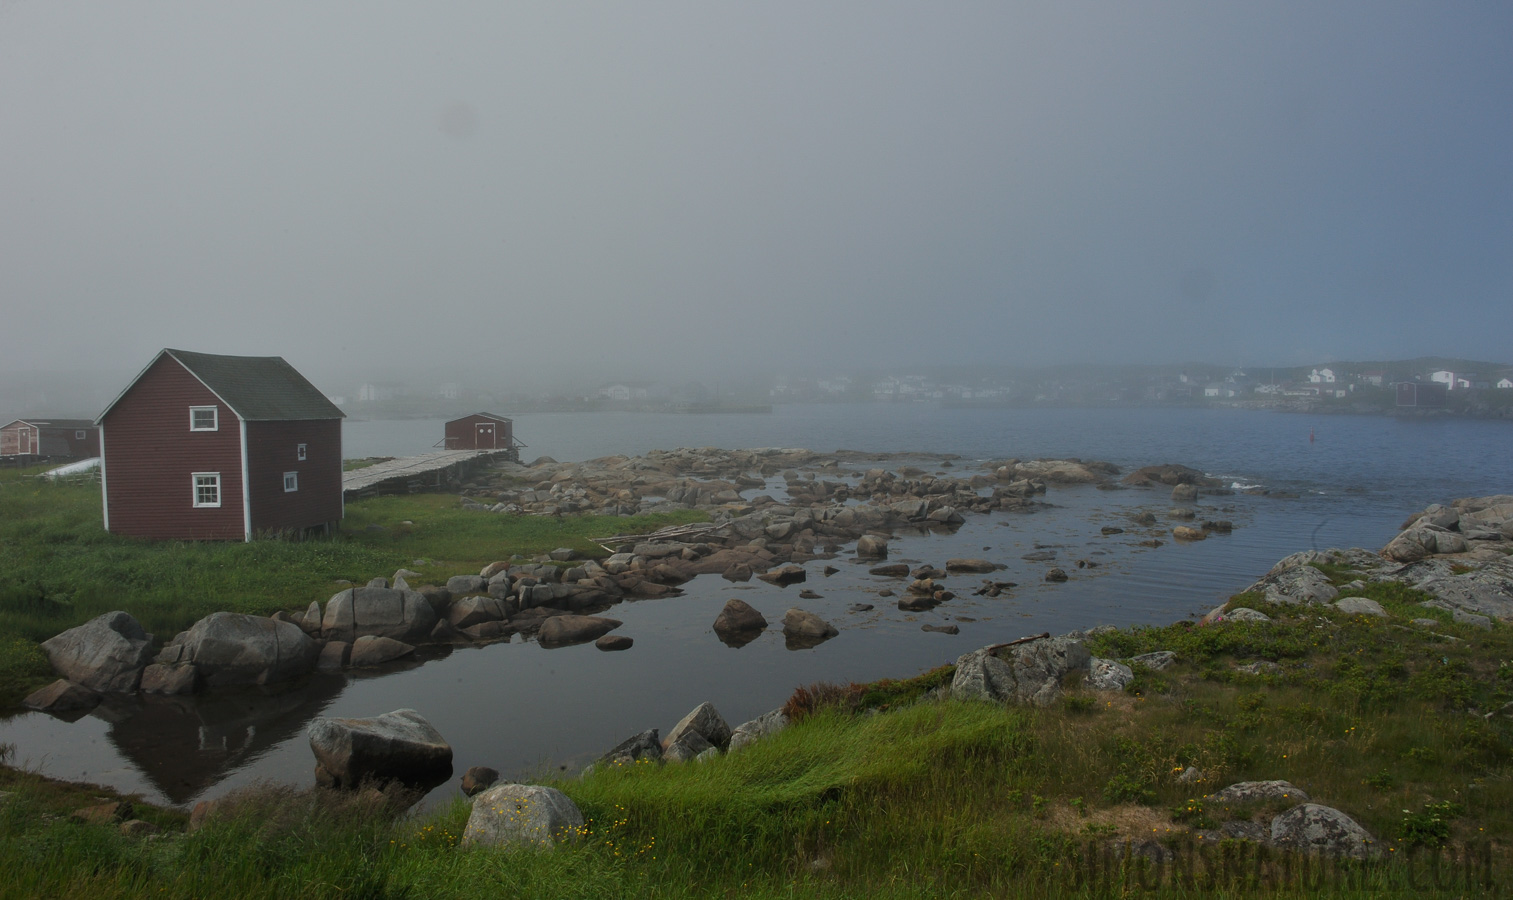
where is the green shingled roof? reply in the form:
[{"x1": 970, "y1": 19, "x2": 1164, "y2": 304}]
[{"x1": 164, "y1": 349, "x2": 345, "y2": 421}]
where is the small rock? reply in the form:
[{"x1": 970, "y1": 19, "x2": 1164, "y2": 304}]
[
  {"x1": 1269, "y1": 803, "x2": 1379, "y2": 859},
  {"x1": 1086, "y1": 658, "x2": 1134, "y2": 691},
  {"x1": 1044, "y1": 567, "x2": 1069, "y2": 583},
  {"x1": 1333, "y1": 598, "x2": 1386, "y2": 617},
  {"x1": 72, "y1": 801, "x2": 132, "y2": 825},
  {"x1": 460, "y1": 766, "x2": 500, "y2": 797},
  {"x1": 922, "y1": 624, "x2": 959, "y2": 635},
  {"x1": 22, "y1": 679, "x2": 102, "y2": 713},
  {"x1": 119, "y1": 819, "x2": 160, "y2": 837},
  {"x1": 595, "y1": 635, "x2": 634, "y2": 651}
]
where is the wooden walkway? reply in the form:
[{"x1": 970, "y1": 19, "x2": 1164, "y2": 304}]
[{"x1": 342, "y1": 449, "x2": 511, "y2": 497}]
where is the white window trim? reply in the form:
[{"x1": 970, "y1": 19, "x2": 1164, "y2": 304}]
[
  {"x1": 190, "y1": 406, "x2": 218, "y2": 431},
  {"x1": 283, "y1": 471, "x2": 298, "y2": 493},
  {"x1": 193, "y1": 472, "x2": 222, "y2": 508},
  {"x1": 296, "y1": 443, "x2": 307, "y2": 461},
  {"x1": 75, "y1": 430, "x2": 87, "y2": 440}
]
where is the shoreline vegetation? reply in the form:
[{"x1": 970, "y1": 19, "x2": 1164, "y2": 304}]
[{"x1": 2, "y1": 453, "x2": 1510, "y2": 897}]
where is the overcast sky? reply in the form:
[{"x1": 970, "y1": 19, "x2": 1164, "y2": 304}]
[{"x1": 2, "y1": 2, "x2": 1510, "y2": 392}]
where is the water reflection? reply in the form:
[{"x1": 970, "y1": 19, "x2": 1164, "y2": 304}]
[{"x1": 93, "y1": 674, "x2": 349, "y2": 804}]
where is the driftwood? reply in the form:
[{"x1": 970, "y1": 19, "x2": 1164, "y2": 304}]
[
  {"x1": 980, "y1": 632, "x2": 1051, "y2": 655},
  {"x1": 588, "y1": 522, "x2": 725, "y2": 553}
]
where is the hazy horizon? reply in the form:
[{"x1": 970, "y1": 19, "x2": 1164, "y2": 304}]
[{"x1": 3, "y1": 3, "x2": 1510, "y2": 403}]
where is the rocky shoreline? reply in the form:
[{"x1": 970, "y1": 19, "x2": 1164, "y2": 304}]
[{"x1": 12, "y1": 443, "x2": 1512, "y2": 861}]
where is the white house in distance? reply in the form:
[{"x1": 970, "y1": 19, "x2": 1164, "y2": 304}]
[
  {"x1": 1308, "y1": 368, "x2": 1337, "y2": 384},
  {"x1": 1499, "y1": 377, "x2": 1513, "y2": 390}
]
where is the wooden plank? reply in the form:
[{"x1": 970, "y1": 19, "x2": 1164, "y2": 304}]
[{"x1": 342, "y1": 449, "x2": 504, "y2": 495}]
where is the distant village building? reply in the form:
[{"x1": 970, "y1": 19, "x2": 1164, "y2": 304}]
[
  {"x1": 597, "y1": 382, "x2": 652, "y2": 402},
  {"x1": 97, "y1": 349, "x2": 345, "y2": 541},
  {"x1": 0, "y1": 418, "x2": 99, "y2": 459},
  {"x1": 1499, "y1": 377, "x2": 1513, "y2": 390},
  {"x1": 1308, "y1": 368, "x2": 1337, "y2": 384},
  {"x1": 1358, "y1": 370, "x2": 1385, "y2": 386},
  {"x1": 1429, "y1": 370, "x2": 1458, "y2": 390}
]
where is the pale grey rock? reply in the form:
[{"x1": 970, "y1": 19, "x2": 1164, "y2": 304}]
[
  {"x1": 1269, "y1": 803, "x2": 1379, "y2": 859},
  {"x1": 665, "y1": 702, "x2": 732, "y2": 751},
  {"x1": 1176, "y1": 766, "x2": 1203, "y2": 784},
  {"x1": 139, "y1": 663, "x2": 198, "y2": 694},
  {"x1": 22, "y1": 678, "x2": 102, "y2": 712},
  {"x1": 663, "y1": 729, "x2": 714, "y2": 763},
  {"x1": 1246, "y1": 565, "x2": 1338, "y2": 605},
  {"x1": 164, "y1": 612, "x2": 318, "y2": 687},
  {"x1": 951, "y1": 635, "x2": 1091, "y2": 707},
  {"x1": 781, "y1": 608, "x2": 838, "y2": 639},
  {"x1": 348, "y1": 635, "x2": 415, "y2": 667},
  {"x1": 728, "y1": 709, "x2": 789, "y2": 752},
  {"x1": 537, "y1": 615, "x2": 621, "y2": 647},
  {"x1": 1224, "y1": 608, "x2": 1272, "y2": 622},
  {"x1": 712, "y1": 599, "x2": 767, "y2": 636},
  {"x1": 322, "y1": 587, "x2": 437, "y2": 644},
  {"x1": 1086, "y1": 658, "x2": 1134, "y2": 692},
  {"x1": 1171, "y1": 484, "x2": 1198, "y2": 503},
  {"x1": 445, "y1": 575, "x2": 487, "y2": 596},
  {"x1": 307, "y1": 708, "x2": 452, "y2": 789},
  {"x1": 1452, "y1": 609, "x2": 1493, "y2": 629},
  {"x1": 463, "y1": 784, "x2": 584, "y2": 849},
  {"x1": 599, "y1": 729, "x2": 662, "y2": 765},
  {"x1": 40, "y1": 611, "x2": 154, "y2": 693},
  {"x1": 447, "y1": 595, "x2": 509, "y2": 629},
  {"x1": 1130, "y1": 651, "x2": 1176, "y2": 671},
  {"x1": 855, "y1": 534, "x2": 888, "y2": 559},
  {"x1": 1207, "y1": 780, "x2": 1310, "y2": 805},
  {"x1": 1333, "y1": 598, "x2": 1386, "y2": 617}
]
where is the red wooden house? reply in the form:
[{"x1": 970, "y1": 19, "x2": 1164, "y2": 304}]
[
  {"x1": 97, "y1": 349, "x2": 345, "y2": 541},
  {"x1": 442, "y1": 413, "x2": 519, "y2": 457},
  {"x1": 0, "y1": 418, "x2": 99, "y2": 459}
]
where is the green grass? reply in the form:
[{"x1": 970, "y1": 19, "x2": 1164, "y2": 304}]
[{"x1": 0, "y1": 466, "x2": 704, "y2": 704}]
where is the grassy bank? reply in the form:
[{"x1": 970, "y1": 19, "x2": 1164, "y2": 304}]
[
  {"x1": 0, "y1": 465, "x2": 704, "y2": 704},
  {"x1": 3, "y1": 563, "x2": 1509, "y2": 897}
]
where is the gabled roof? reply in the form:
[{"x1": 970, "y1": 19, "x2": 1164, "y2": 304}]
[
  {"x1": 99, "y1": 349, "x2": 345, "y2": 423},
  {"x1": 2, "y1": 418, "x2": 96, "y2": 430},
  {"x1": 447, "y1": 411, "x2": 512, "y2": 424}
]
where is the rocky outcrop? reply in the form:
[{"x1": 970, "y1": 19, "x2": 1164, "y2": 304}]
[
  {"x1": 952, "y1": 635, "x2": 1091, "y2": 707},
  {"x1": 308, "y1": 708, "x2": 453, "y2": 789},
  {"x1": 1207, "y1": 780, "x2": 1310, "y2": 805},
  {"x1": 155, "y1": 612, "x2": 318, "y2": 686},
  {"x1": 665, "y1": 702, "x2": 732, "y2": 751},
  {"x1": 462, "y1": 784, "x2": 584, "y2": 849},
  {"x1": 39, "y1": 611, "x2": 155, "y2": 693}
]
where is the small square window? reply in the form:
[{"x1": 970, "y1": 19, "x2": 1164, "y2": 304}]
[
  {"x1": 297, "y1": 443, "x2": 307, "y2": 461},
  {"x1": 75, "y1": 430, "x2": 86, "y2": 440},
  {"x1": 193, "y1": 473, "x2": 221, "y2": 507},
  {"x1": 283, "y1": 471, "x2": 298, "y2": 493},
  {"x1": 190, "y1": 406, "x2": 218, "y2": 431}
]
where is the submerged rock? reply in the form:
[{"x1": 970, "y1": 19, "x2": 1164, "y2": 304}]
[{"x1": 308, "y1": 708, "x2": 453, "y2": 790}]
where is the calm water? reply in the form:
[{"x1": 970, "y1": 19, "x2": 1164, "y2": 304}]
[{"x1": 4, "y1": 405, "x2": 1509, "y2": 808}]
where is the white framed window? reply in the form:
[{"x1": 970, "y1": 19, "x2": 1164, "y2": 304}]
[
  {"x1": 189, "y1": 406, "x2": 218, "y2": 431},
  {"x1": 283, "y1": 471, "x2": 298, "y2": 493},
  {"x1": 193, "y1": 472, "x2": 221, "y2": 507},
  {"x1": 75, "y1": 430, "x2": 86, "y2": 439},
  {"x1": 296, "y1": 443, "x2": 307, "y2": 461}
]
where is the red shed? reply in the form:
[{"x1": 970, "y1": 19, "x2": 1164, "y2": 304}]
[
  {"x1": 97, "y1": 349, "x2": 346, "y2": 541},
  {"x1": 442, "y1": 413, "x2": 518, "y2": 456},
  {"x1": 0, "y1": 418, "x2": 99, "y2": 459}
]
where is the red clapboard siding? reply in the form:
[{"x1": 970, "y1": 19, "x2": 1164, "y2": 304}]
[
  {"x1": 102, "y1": 355, "x2": 245, "y2": 540},
  {"x1": 246, "y1": 419, "x2": 343, "y2": 534}
]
